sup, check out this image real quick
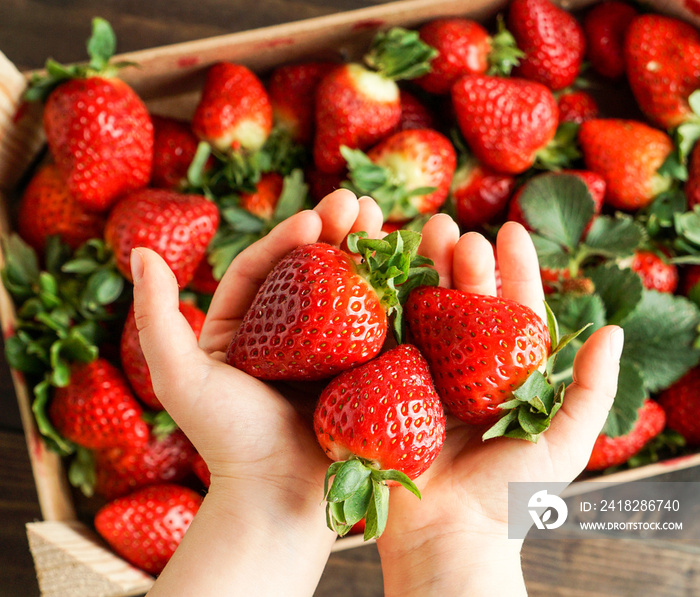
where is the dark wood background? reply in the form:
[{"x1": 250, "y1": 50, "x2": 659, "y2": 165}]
[{"x1": 2, "y1": 2, "x2": 700, "y2": 596}]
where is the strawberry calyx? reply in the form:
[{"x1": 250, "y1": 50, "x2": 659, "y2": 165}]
[
  {"x1": 68, "y1": 446, "x2": 97, "y2": 497},
  {"x1": 340, "y1": 146, "x2": 437, "y2": 221},
  {"x1": 363, "y1": 27, "x2": 437, "y2": 81},
  {"x1": 659, "y1": 90, "x2": 700, "y2": 181},
  {"x1": 347, "y1": 230, "x2": 439, "y2": 343},
  {"x1": 482, "y1": 303, "x2": 591, "y2": 442},
  {"x1": 533, "y1": 121, "x2": 581, "y2": 171},
  {"x1": 323, "y1": 456, "x2": 420, "y2": 540},
  {"x1": 2, "y1": 234, "x2": 130, "y2": 456},
  {"x1": 486, "y1": 15, "x2": 524, "y2": 77},
  {"x1": 24, "y1": 18, "x2": 136, "y2": 103}
]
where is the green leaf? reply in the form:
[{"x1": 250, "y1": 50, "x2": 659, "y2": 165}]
[
  {"x1": 343, "y1": 476, "x2": 373, "y2": 527},
  {"x1": 369, "y1": 479, "x2": 390, "y2": 538},
  {"x1": 221, "y1": 206, "x2": 265, "y2": 233},
  {"x1": 371, "y1": 468, "x2": 421, "y2": 500},
  {"x1": 31, "y1": 378, "x2": 75, "y2": 456},
  {"x1": 530, "y1": 234, "x2": 572, "y2": 271},
  {"x1": 518, "y1": 174, "x2": 594, "y2": 249},
  {"x1": 68, "y1": 446, "x2": 96, "y2": 497},
  {"x1": 602, "y1": 361, "x2": 647, "y2": 437},
  {"x1": 364, "y1": 27, "x2": 437, "y2": 81},
  {"x1": 271, "y1": 169, "x2": 308, "y2": 224},
  {"x1": 487, "y1": 14, "x2": 524, "y2": 76},
  {"x1": 586, "y1": 263, "x2": 643, "y2": 324},
  {"x1": 87, "y1": 18, "x2": 117, "y2": 72},
  {"x1": 582, "y1": 215, "x2": 645, "y2": 259},
  {"x1": 61, "y1": 258, "x2": 101, "y2": 275},
  {"x1": 674, "y1": 206, "x2": 700, "y2": 248},
  {"x1": 85, "y1": 269, "x2": 124, "y2": 306},
  {"x1": 327, "y1": 459, "x2": 372, "y2": 503},
  {"x1": 620, "y1": 290, "x2": 700, "y2": 392},
  {"x1": 187, "y1": 142, "x2": 213, "y2": 188},
  {"x1": 4, "y1": 334, "x2": 46, "y2": 374}
]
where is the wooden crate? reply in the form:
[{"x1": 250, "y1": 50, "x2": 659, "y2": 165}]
[{"x1": 2, "y1": 0, "x2": 700, "y2": 594}]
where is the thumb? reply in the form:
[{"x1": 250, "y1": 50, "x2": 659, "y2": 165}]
[{"x1": 130, "y1": 248, "x2": 210, "y2": 418}]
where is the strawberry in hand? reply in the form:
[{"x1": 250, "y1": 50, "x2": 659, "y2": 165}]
[
  {"x1": 314, "y1": 27, "x2": 436, "y2": 174},
  {"x1": 25, "y1": 18, "x2": 153, "y2": 212},
  {"x1": 225, "y1": 227, "x2": 437, "y2": 380},
  {"x1": 340, "y1": 128, "x2": 456, "y2": 222},
  {"x1": 315, "y1": 344, "x2": 446, "y2": 539}
]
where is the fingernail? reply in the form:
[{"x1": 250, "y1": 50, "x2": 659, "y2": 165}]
[
  {"x1": 610, "y1": 327, "x2": 624, "y2": 361},
  {"x1": 130, "y1": 249, "x2": 144, "y2": 283}
]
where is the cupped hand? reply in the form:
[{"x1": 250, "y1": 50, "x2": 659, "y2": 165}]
[
  {"x1": 131, "y1": 189, "x2": 384, "y2": 505},
  {"x1": 378, "y1": 215, "x2": 623, "y2": 569}
]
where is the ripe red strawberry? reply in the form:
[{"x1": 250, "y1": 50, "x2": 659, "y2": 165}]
[
  {"x1": 192, "y1": 62, "x2": 273, "y2": 153},
  {"x1": 624, "y1": 14, "x2": 700, "y2": 129},
  {"x1": 188, "y1": 257, "x2": 220, "y2": 295},
  {"x1": 238, "y1": 172, "x2": 285, "y2": 220},
  {"x1": 583, "y1": 1, "x2": 638, "y2": 79},
  {"x1": 658, "y1": 367, "x2": 700, "y2": 446},
  {"x1": 579, "y1": 119, "x2": 673, "y2": 210},
  {"x1": 121, "y1": 301, "x2": 206, "y2": 410},
  {"x1": 226, "y1": 231, "x2": 436, "y2": 380},
  {"x1": 342, "y1": 128, "x2": 456, "y2": 222},
  {"x1": 507, "y1": 170, "x2": 605, "y2": 231},
  {"x1": 268, "y1": 61, "x2": 336, "y2": 145},
  {"x1": 684, "y1": 141, "x2": 700, "y2": 208},
  {"x1": 450, "y1": 156, "x2": 516, "y2": 230},
  {"x1": 313, "y1": 28, "x2": 436, "y2": 174},
  {"x1": 508, "y1": 0, "x2": 586, "y2": 91},
  {"x1": 557, "y1": 90, "x2": 599, "y2": 124},
  {"x1": 314, "y1": 344, "x2": 446, "y2": 538},
  {"x1": 452, "y1": 75, "x2": 559, "y2": 174},
  {"x1": 42, "y1": 75, "x2": 152, "y2": 212},
  {"x1": 586, "y1": 399, "x2": 666, "y2": 471},
  {"x1": 397, "y1": 89, "x2": 436, "y2": 131},
  {"x1": 305, "y1": 167, "x2": 346, "y2": 204},
  {"x1": 95, "y1": 429, "x2": 197, "y2": 500},
  {"x1": 94, "y1": 483, "x2": 202, "y2": 575},
  {"x1": 48, "y1": 358, "x2": 149, "y2": 450},
  {"x1": 150, "y1": 115, "x2": 202, "y2": 190},
  {"x1": 405, "y1": 286, "x2": 550, "y2": 425},
  {"x1": 17, "y1": 163, "x2": 105, "y2": 252},
  {"x1": 629, "y1": 250, "x2": 679, "y2": 294},
  {"x1": 191, "y1": 453, "x2": 211, "y2": 488},
  {"x1": 414, "y1": 18, "x2": 492, "y2": 94},
  {"x1": 680, "y1": 264, "x2": 700, "y2": 300},
  {"x1": 104, "y1": 189, "x2": 219, "y2": 287}
]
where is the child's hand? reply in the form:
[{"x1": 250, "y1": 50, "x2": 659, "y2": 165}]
[
  {"x1": 376, "y1": 216, "x2": 623, "y2": 597},
  {"x1": 137, "y1": 190, "x2": 384, "y2": 596}
]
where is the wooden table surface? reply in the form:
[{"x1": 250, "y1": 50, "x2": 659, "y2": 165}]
[{"x1": 2, "y1": 2, "x2": 700, "y2": 596}]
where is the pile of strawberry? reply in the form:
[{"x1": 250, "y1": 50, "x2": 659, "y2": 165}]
[{"x1": 5, "y1": 0, "x2": 700, "y2": 576}]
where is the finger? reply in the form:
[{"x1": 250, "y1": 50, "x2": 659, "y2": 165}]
[
  {"x1": 131, "y1": 248, "x2": 211, "y2": 413},
  {"x1": 199, "y1": 209, "x2": 323, "y2": 355},
  {"x1": 452, "y1": 232, "x2": 497, "y2": 296},
  {"x1": 546, "y1": 326, "x2": 624, "y2": 470},
  {"x1": 351, "y1": 196, "x2": 384, "y2": 238},
  {"x1": 418, "y1": 214, "x2": 461, "y2": 288},
  {"x1": 496, "y1": 221, "x2": 546, "y2": 322},
  {"x1": 313, "y1": 188, "x2": 360, "y2": 245}
]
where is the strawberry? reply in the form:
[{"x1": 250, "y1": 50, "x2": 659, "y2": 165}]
[
  {"x1": 684, "y1": 140, "x2": 700, "y2": 208},
  {"x1": 585, "y1": 399, "x2": 666, "y2": 471},
  {"x1": 397, "y1": 89, "x2": 436, "y2": 131},
  {"x1": 314, "y1": 344, "x2": 445, "y2": 538},
  {"x1": 104, "y1": 189, "x2": 219, "y2": 287},
  {"x1": 658, "y1": 367, "x2": 700, "y2": 446},
  {"x1": 405, "y1": 286, "x2": 550, "y2": 425},
  {"x1": 188, "y1": 257, "x2": 220, "y2": 295},
  {"x1": 583, "y1": 1, "x2": 638, "y2": 79},
  {"x1": 508, "y1": 0, "x2": 586, "y2": 91},
  {"x1": 624, "y1": 14, "x2": 700, "y2": 130},
  {"x1": 226, "y1": 230, "x2": 437, "y2": 381},
  {"x1": 238, "y1": 172, "x2": 285, "y2": 220},
  {"x1": 578, "y1": 119, "x2": 673, "y2": 210},
  {"x1": 507, "y1": 170, "x2": 605, "y2": 231},
  {"x1": 191, "y1": 453, "x2": 211, "y2": 488},
  {"x1": 121, "y1": 301, "x2": 206, "y2": 410},
  {"x1": 557, "y1": 90, "x2": 599, "y2": 124},
  {"x1": 17, "y1": 163, "x2": 105, "y2": 252},
  {"x1": 192, "y1": 62, "x2": 273, "y2": 153},
  {"x1": 452, "y1": 75, "x2": 560, "y2": 174},
  {"x1": 48, "y1": 358, "x2": 149, "y2": 450},
  {"x1": 628, "y1": 250, "x2": 679, "y2": 294},
  {"x1": 150, "y1": 115, "x2": 203, "y2": 190},
  {"x1": 450, "y1": 156, "x2": 516, "y2": 230},
  {"x1": 342, "y1": 128, "x2": 456, "y2": 222},
  {"x1": 413, "y1": 17, "x2": 523, "y2": 94},
  {"x1": 313, "y1": 28, "x2": 436, "y2": 174},
  {"x1": 680, "y1": 264, "x2": 700, "y2": 301},
  {"x1": 94, "y1": 483, "x2": 202, "y2": 575},
  {"x1": 95, "y1": 429, "x2": 197, "y2": 500},
  {"x1": 306, "y1": 167, "x2": 346, "y2": 204},
  {"x1": 268, "y1": 61, "x2": 336, "y2": 145}
]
